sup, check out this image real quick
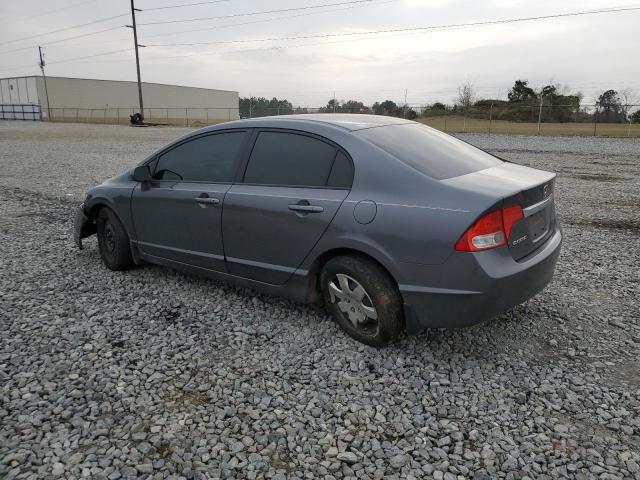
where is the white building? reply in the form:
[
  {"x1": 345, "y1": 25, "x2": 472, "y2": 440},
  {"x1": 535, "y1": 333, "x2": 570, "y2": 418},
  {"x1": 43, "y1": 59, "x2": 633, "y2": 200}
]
[{"x1": 0, "y1": 76, "x2": 239, "y2": 124}]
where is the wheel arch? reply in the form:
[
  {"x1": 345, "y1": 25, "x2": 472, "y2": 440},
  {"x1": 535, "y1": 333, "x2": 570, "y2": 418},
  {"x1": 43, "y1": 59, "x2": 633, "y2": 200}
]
[
  {"x1": 87, "y1": 198, "x2": 141, "y2": 265},
  {"x1": 86, "y1": 196, "x2": 137, "y2": 239},
  {"x1": 86, "y1": 196, "x2": 118, "y2": 219},
  {"x1": 306, "y1": 247, "x2": 401, "y2": 304}
]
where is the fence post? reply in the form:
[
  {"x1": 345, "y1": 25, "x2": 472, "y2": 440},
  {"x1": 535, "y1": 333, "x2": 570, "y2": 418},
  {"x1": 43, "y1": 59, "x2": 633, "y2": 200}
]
[
  {"x1": 185, "y1": 108, "x2": 188, "y2": 127},
  {"x1": 628, "y1": 117, "x2": 633, "y2": 137},
  {"x1": 444, "y1": 117, "x2": 447, "y2": 133},
  {"x1": 489, "y1": 103, "x2": 493, "y2": 135},
  {"x1": 103, "y1": 108, "x2": 107, "y2": 124},
  {"x1": 463, "y1": 114, "x2": 466, "y2": 133},
  {"x1": 593, "y1": 103, "x2": 598, "y2": 137},
  {"x1": 537, "y1": 93, "x2": 544, "y2": 135}
]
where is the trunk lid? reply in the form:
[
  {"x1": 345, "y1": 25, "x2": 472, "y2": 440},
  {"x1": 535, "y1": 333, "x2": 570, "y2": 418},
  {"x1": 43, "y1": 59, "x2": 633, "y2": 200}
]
[{"x1": 444, "y1": 163, "x2": 557, "y2": 260}]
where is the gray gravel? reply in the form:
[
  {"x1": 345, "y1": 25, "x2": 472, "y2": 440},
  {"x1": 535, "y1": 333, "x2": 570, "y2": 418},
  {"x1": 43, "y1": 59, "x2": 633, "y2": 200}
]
[{"x1": 1, "y1": 121, "x2": 639, "y2": 479}]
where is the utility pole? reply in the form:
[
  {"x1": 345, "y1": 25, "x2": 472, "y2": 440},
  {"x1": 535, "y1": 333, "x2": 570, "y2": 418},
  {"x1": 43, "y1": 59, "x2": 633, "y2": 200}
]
[
  {"x1": 333, "y1": 91, "x2": 336, "y2": 113},
  {"x1": 126, "y1": 0, "x2": 144, "y2": 122},
  {"x1": 38, "y1": 46, "x2": 51, "y2": 121}
]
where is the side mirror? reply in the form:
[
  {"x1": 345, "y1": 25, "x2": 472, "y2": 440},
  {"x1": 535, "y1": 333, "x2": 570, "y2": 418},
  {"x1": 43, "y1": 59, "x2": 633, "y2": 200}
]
[{"x1": 132, "y1": 165, "x2": 152, "y2": 182}]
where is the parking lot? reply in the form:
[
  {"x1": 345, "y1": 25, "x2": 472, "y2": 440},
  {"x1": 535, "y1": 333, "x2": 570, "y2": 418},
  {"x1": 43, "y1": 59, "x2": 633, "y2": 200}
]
[{"x1": 1, "y1": 121, "x2": 639, "y2": 479}]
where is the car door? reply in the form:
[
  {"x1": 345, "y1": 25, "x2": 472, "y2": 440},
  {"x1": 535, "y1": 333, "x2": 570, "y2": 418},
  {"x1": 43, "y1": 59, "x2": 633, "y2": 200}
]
[
  {"x1": 222, "y1": 129, "x2": 354, "y2": 284},
  {"x1": 131, "y1": 130, "x2": 249, "y2": 271}
]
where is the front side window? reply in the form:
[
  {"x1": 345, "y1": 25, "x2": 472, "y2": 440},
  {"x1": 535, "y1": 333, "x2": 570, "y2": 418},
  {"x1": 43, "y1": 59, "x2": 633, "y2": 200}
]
[
  {"x1": 153, "y1": 131, "x2": 246, "y2": 182},
  {"x1": 243, "y1": 131, "x2": 337, "y2": 187}
]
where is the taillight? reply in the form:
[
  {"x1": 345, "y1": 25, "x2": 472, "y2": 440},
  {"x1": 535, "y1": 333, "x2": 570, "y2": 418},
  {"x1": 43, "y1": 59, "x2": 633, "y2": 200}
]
[
  {"x1": 502, "y1": 205, "x2": 524, "y2": 239},
  {"x1": 455, "y1": 205, "x2": 524, "y2": 252}
]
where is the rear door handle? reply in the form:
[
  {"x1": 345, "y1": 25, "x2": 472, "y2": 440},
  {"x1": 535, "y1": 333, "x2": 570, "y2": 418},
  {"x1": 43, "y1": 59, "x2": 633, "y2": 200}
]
[
  {"x1": 194, "y1": 197, "x2": 220, "y2": 205},
  {"x1": 288, "y1": 204, "x2": 324, "y2": 213}
]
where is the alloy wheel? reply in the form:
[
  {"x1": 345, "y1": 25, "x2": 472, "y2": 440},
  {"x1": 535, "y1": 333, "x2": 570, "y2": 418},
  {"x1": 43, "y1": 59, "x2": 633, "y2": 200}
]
[{"x1": 328, "y1": 273, "x2": 379, "y2": 334}]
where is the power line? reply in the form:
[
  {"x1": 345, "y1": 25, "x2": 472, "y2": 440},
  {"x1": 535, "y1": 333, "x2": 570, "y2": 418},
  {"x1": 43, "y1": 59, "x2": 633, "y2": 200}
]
[
  {"x1": 18, "y1": 0, "x2": 396, "y2": 50},
  {"x1": 4, "y1": 0, "x2": 103, "y2": 23},
  {"x1": 33, "y1": 2, "x2": 637, "y2": 68},
  {"x1": 45, "y1": 48, "x2": 132, "y2": 66},
  {"x1": 144, "y1": 4, "x2": 640, "y2": 47},
  {"x1": 137, "y1": 0, "x2": 374, "y2": 26},
  {"x1": 141, "y1": 25, "x2": 462, "y2": 59},
  {"x1": 144, "y1": 0, "x2": 235, "y2": 12},
  {"x1": 143, "y1": 0, "x2": 393, "y2": 38},
  {"x1": 0, "y1": 13, "x2": 129, "y2": 47},
  {"x1": 2, "y1": 3, "x2": 638, "y2": 79},
  {"x1": 0, "y1": 26, "x2": 123, "y2": 56},
  {"x1": 0, "y1": 0, "x2": 384, "y2": 55},
  {"x1": 9, "y1": 2, "x2": 635, "y2": 73}
]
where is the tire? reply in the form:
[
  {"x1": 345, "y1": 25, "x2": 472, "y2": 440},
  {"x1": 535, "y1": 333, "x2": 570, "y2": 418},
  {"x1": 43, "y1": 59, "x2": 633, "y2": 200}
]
[
  {"x1": 320, "y1": 254, "x2": 404, "y2": 347},
  {"x1": 96, "y1": 207, "x2": 135, "y2": 271}
]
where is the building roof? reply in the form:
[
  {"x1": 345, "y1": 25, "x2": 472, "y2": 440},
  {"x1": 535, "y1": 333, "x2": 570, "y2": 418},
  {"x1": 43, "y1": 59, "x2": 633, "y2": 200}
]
[{"x1": 0, "y1": 75, "x2": 237, "y2": 94}]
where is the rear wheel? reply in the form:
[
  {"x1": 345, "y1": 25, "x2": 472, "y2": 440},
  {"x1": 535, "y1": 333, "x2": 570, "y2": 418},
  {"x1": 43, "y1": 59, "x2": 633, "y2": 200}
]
[
  {"x1": 320, "y1": 255, "x2": 404, "y2": 347},
  {"x1": 96, "y1": 207, "x2": 135, "y2": 271}
]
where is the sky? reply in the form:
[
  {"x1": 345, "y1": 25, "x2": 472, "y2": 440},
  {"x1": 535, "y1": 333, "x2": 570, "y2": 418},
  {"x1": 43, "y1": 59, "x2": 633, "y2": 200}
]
[{"x1": 0, "y1": 0, "x2": 638, "y2": 107}]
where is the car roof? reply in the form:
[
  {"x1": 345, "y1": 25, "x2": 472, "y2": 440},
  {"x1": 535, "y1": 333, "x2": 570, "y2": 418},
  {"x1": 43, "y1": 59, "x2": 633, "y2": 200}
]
[{"x1": 216, "y1": 114, "x2": 416, "y2": 132}]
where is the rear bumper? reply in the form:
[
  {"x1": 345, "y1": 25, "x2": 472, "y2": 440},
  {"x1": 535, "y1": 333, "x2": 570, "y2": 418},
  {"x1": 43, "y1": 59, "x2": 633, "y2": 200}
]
[{"x1": 400, "y1": 227, "x2": 562, "y2": 333}]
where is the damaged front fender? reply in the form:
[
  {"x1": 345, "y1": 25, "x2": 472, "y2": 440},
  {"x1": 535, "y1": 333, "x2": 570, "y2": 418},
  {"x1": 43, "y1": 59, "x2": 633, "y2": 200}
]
[{"x1": 73, "y1": 204, "x2": 96, "y2": 250}]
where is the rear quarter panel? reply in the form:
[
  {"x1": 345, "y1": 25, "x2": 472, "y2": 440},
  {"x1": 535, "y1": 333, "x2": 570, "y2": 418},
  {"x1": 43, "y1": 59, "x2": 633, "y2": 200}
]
[{"x1": 300, "y1": 140, "x2": 502, "y2": 280}]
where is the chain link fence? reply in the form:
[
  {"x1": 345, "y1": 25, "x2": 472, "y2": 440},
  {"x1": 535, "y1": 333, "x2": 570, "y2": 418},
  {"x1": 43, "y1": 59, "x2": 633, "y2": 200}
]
[
  {"x1": 41, "y1": 106, "x2": 240, "y2": 126},
  {"x1": 416, "y1": 103, "x2": 639, "y2": 137},
  {"x1": 239, "y1": 103, "x2": 640, "y2": 137},
  {"x1": 24, "y1": 103, "x2": 640, "y2": 137}
]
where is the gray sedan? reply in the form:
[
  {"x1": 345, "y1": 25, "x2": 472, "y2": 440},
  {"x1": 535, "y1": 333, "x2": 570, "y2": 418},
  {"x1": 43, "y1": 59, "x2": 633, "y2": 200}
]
[{"x1": 74, "y1": 114, "x2": 561, "y2": 346}]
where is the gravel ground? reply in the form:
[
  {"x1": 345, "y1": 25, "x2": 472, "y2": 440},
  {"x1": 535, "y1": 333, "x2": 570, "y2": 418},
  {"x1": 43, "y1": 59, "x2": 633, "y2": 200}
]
[{"x1": 1, "y1": 121, "x2": 639, "y2": 479}]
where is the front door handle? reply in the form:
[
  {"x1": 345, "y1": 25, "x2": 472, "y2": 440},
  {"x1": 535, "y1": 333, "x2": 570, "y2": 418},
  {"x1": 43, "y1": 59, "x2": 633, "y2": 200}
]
[
  {"x1": 288, "y1": 204, "x2": 324, "y2": 213},
  {"x1": 194, "y1": 197, "x2": 220, "y2": 205}
]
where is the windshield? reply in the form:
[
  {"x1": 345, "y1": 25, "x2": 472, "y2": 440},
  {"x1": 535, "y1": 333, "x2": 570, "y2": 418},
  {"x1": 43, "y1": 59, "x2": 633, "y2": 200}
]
[{"x1": 357, "y1": 123, "x2": 502, "y2": 180}]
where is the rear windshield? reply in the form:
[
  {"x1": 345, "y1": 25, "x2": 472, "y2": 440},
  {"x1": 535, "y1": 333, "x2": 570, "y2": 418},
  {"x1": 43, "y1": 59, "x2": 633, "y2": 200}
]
[{"x1": 357, "y1": 123, "x2": 502, "y2": 180}]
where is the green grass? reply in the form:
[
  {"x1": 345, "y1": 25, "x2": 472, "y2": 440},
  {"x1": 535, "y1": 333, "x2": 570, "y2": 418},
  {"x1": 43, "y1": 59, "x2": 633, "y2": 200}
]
[
  {"x1": 44, "y1": 112, "x2": 639, "y2": 137},
  {"x1": 417, "y1": 116, "x2": 640, "y2": 138}
]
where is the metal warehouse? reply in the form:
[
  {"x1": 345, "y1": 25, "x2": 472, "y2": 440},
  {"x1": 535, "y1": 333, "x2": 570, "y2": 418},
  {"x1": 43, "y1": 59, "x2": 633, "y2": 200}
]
[{"x1": 0, "y1": 76, "x2": 239, "y2": 125}]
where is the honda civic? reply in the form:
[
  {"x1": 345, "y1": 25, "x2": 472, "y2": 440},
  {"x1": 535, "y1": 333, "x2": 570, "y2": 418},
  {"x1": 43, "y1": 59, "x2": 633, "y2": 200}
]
[{"x1": 74, "y1": 114, "x2": 561, "y2": 346}]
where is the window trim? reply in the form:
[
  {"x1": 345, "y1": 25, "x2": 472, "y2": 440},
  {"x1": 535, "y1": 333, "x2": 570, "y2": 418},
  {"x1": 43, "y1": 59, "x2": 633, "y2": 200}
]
[
  {"x1": 148, "y1": 128, "x2": 250, "y2": 185},
  {"x1": 238, "y1": 128, "x2": 354, "y2": 190}
]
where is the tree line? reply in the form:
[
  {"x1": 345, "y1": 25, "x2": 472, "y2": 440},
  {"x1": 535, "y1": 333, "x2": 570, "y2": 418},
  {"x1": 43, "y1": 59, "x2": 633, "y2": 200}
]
[{"x1": 239, "y1": 81, "x2": 639, "y2": 123}]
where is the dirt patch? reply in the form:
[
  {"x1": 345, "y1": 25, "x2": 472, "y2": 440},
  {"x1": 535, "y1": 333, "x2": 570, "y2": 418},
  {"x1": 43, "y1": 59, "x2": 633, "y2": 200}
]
[
  {"x1": 566, "y1": 218, "x2": 640, "y2": 233},
  {"x1": 608, "y1": 358, "x2": 640, "y2": 387},
  {"x1": 570, "y1": 173, "x2": 626, "y2": 182}
]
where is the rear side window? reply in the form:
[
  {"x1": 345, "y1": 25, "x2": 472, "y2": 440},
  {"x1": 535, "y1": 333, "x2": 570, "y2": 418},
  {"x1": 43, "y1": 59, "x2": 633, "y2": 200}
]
[
  {"x1": 154, "y1": 131, "x2": 245, "y2": 182},
  {"x1": 244, "y1": 131, "x2": 337, "y2": 187},
  {"x1": 357, "y1": 123, "x2": 502, "y2": 180},
  {"x1": 327, "y1": 151, "x2": 354, "y2": 188}
]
